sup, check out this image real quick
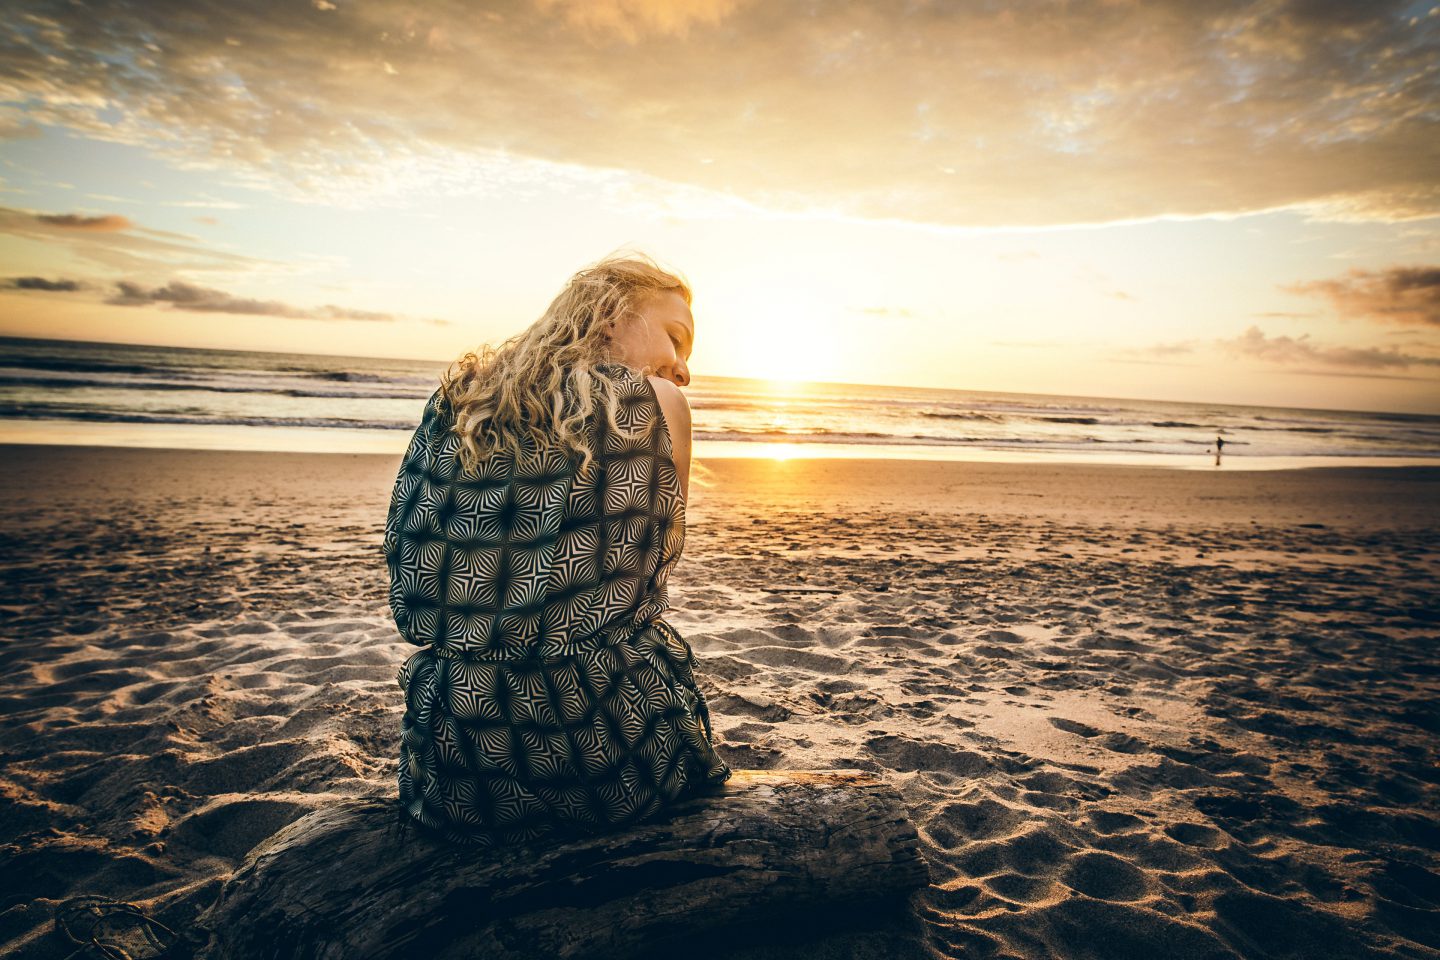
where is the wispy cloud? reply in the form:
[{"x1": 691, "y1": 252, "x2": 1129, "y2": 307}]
[
  {"x1": 161, "y1": 196, "x2": 247, "y2": 210},
  {"x1": 1125, "y1": 341, "x2": 1199, "y2": 358},
  {"x1": 858, "y1": 306, "x2": 918, "y2": 319},
  {"x1": 4, "y1": 275, "x2": 82, "y2": 291},
  {"x1": 1251, "y1": 310, "x2": 1315, "y2": 320},
  {"x1": 105, "y1": 280, "x2": 398, "y2": 322},
  {"x1": 35, "y1": 213, "x2": 131, "y2": 231},
  {"x1": 1111, "y1": 340, "x2": 1201, "y2": 366},
  {"x1": 4, "y1": 271, "x2": 428, "y2": 323},
  {"x1": 1286, "y1": 265, "x2": 1440, "y2": 327},
  {"x1": 1121, "y1": 327, "x2": 1440, "y2": 378},
  {"x1": 3, "y1": 0, "x2": 1435, "y2": 226},
  {"x1": 1218, "y1": 325, "x2": 1440, "y2": 372},
  {"x1": 0, "y1": 204, "x2": 269, "y2": 273}
]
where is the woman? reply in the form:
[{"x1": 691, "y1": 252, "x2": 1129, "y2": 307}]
[{"x1": 383, "y1": 255, "x2": 731, "y2": 846}]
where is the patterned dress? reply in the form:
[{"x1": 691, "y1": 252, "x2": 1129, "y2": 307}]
[{"x1": 383, "y1": 362, "x2": 731, "y2": 845}]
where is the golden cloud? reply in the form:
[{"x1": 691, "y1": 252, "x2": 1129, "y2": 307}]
[
  {"x1": 35, "y1": 213, "x2": 133, "y2": 231},
  {"x1": 2, "y1": 0, "x2": 1436, "y2": 226},
  {"x1": 1286, "y1": 266, "x2": 1440, "y2": 328},
  {"x1": 0, "y1": 206, "x2": 268, "y2": 274},
  {"x1": 531, "y1": 0, "x2": 749, "y2": 41},
  {"x1": 1218, "y1": 325, "x2": 1440, "y2": 373}
]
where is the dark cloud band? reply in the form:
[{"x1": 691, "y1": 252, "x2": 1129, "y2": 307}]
[
  {"x1": 105, "y1": 280, "x2": 396, "y2": 322},
  {"x1": 1, "y1": 271, "x2": 400, "y2": 323},
  {"x1": 34, "y1": 213, "x2": 132, "y2": 232},
  {"x1": 5, "y1": 276, "x2": 82, "y2": 291}
]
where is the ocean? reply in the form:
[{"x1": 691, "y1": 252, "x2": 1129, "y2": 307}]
[{"x1": 3, "y1": 336, "x2": 1438, "y2": 469}]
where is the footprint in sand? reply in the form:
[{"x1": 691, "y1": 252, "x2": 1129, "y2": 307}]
[
  {"x1": 1373, "y1": 861, "x2": 1440, "y2": 910},
  {"x1": 864, "y1": 734, "x2": 992, "y2": 778},
  {"x1": 1164, "y1": 821, "x2": 1230, "y2": 849},
  {"x1": 1212, "y1": 888, "x2": 1372, "y2": 959},
  {"x1": 694, "y1": 654, "x2": 760, "y2": 681},
  {"x1": 1061, "y1": 851, "x2": 1151, "y2": 901},
  {"x1": 978, "y1": 629, "x2": 1026, "y2": 644},
  {"x1": 1085, "y1": 810, "x2": 1147, "y2": 835},
  {"x1": 928, "y1": 797, "x2": 1027, "y2": 847},
  {"x1": 715, "y1": 743, "x2": 783, "y2": 769},
  {"x1": 985, "y1": 872, "x2": 1060, "y2": 904},
  {"x1": 168, "y1": 796, "x2": 315, "y2": 860},
  {"x1": 1092, "y1": 830, "x2": 1208, "y2": 873},
  {"x1": 1048, "y1": 716, "x2": 1101, "y2": 737},
  {"x1": 999, "y1": 828, "x2": 1075, "y2": 875},
  {"x1": 1097, "y1": 732, "x2": 1150, "y2": 754},
  {"x1": 736, "y1": 646, "x2": 854, "y2": 674},
  {"x1": 720, "y1": 722, "x2": 774, "y2": 742},
  {"x1": 711, "y1": 693, "x2": 792, "y2": 723}
]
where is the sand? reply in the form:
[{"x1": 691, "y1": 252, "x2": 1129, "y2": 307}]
[{"x1": 1, "y1": 445, "x2": 1437, "y2": 959}]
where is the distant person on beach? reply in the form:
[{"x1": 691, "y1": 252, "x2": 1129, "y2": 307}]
[
  {"x1": 383, "y1": 255, "x2": 729, "y2": 845},
  {"x1": 1215, "y1": 434, "x2": 1225, "y2": 466}
]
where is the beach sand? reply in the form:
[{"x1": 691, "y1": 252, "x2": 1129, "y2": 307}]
[{"x1": 1, "y1": 445, "x2": 1438, "y2": 958}]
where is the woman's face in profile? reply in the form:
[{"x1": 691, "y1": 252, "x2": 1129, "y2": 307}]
[{"x1": 608, "y1": 291, "x2": 695, "y2": 387}]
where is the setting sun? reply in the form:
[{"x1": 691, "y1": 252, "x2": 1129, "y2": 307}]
[{"x1": 703, "y1": 288, "x2": 845, "y2": 385}]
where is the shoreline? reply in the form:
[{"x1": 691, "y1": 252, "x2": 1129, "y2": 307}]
[
  {"x1": 4, "y1": 440, "x2": 1440, "y2": 494},
  {"x1": 3, "y1": 422, "x2": 1440, "y2": 471}
]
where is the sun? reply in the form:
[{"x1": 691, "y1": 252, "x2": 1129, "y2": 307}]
[{"x1": 719, "y1": 289, "x2": 842, "y2": 385}]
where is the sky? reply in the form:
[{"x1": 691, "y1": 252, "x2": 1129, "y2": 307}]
[{"x1": 1, "y1": 0, "x2": 1438, "y2": 413}]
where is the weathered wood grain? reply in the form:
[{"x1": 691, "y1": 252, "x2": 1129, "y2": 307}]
[{"x1": 197, "y1": 770, "x2": 929, "y2": 960}]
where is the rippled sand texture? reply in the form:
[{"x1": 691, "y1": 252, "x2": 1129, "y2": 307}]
[{"x1": 1, "y1": 447, "x2": 1437, "y2": 959}]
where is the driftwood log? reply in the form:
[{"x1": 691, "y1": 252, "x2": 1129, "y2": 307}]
[{"x1": 197, "y1": 770, "x2": 928, "y2": 960}]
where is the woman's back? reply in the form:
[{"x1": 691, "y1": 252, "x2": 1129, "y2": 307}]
[
  {"x1": 387, "y1": 361, "x2": 684, "y2": 657},
  {"x1": 384, "y1": 361, "x2": 729, "y2": 844}
]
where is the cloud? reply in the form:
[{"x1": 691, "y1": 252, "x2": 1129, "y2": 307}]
[
  {"x1": 5, "y1": 275, "x2": 83, "y2": 291},
  {"x1": 34, "y1": 212, "x2": 132, "y2": 231},
  {"x1": 161, "y1": 196, "x2": 246, "y2": 210},
  {"x1": 1251, "y1": 310, "x2": 1315, "y2": 320},
  {"x1": 2, "y1": 0, "x2": 1436, "y2": 226},
  {"x1": 0, "y1": 205, "x2": 269, "y2": 273},
  {"x1": 1285, "y1": 265, "x2": 1440, "y2": 327},
  {"x1": 1127, "y1": 341, "x2": 1199, "y2": 358},
  {"x1": 105, "y1": 280, "x2": 398, "y2": 322},
  {"x1": 1, "y1": 264, "x2": 446, "y2": 325},
  {"x1": 1111, "y1": 340, "x2": 1201, "y2": 366},
  {"x1": 533, "y1": 0, "x2": 751, "y2": 42},
  {"x1": 1218, "y1": 325, "x2": 1440, "y2": 372}
]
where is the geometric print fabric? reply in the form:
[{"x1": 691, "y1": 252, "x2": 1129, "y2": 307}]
[{"x1": 384, "y1": 362, "x2": 731, "y2": 845}]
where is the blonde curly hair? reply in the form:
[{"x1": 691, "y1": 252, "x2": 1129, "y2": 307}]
[{"x1": 441, "y1": 254, "x2": 691, "y2": 475}]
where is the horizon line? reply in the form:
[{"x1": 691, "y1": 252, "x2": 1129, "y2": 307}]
[{"x1": 1, "y1": 330, "x2": 1436, "y2": 422}]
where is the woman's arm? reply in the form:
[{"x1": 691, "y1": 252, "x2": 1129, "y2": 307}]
[{"x1": 647, "y1": 375, "x2": 692, "y2": 503}]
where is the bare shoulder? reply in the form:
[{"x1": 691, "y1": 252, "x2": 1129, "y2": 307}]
[
  {"x1": 646, "y1": 376, "x2": 692, "y2": 501},
  {"x1": 646, "y1": 376, "x2": 692, "y2": 432}
]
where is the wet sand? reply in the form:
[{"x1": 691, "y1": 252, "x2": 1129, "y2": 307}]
[{"x1": 1, "y1": 445, "x2": 1437, "y2": 958}]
